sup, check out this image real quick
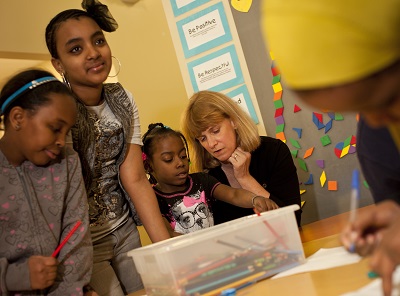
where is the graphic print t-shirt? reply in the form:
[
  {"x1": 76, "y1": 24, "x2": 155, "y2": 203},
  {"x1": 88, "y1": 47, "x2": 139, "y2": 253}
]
[{"x1": 154, "y1": 173, "x2": 220, "y2": 234}]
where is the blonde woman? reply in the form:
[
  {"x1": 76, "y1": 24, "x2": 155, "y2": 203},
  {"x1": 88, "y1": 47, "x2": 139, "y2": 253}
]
[{"x1": 182, "y1": 90, "x2": 301, "y2": 225}]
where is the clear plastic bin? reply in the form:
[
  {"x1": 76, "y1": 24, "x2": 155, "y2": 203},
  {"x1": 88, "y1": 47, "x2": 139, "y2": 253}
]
[{"x1": 128, "y1": 204, "x2": 304, "y2": 296}]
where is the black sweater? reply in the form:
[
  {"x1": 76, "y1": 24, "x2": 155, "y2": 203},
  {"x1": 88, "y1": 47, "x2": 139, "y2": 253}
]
[{"x1": 208, "y1": 136, "x2": 302, "y2": 226}]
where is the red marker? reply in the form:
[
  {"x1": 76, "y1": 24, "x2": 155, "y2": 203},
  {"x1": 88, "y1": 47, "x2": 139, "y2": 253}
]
[{"x1": 52, "y1": 220, "x2": 82, "y2": 257}]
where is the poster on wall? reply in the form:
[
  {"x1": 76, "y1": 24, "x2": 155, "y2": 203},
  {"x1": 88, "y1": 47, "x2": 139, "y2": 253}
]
[
  {"x1": 176, "y1": 2, "x2": 232, "y2": 58},
  {"x1": 226, "y1": 85, "x2": 259, "y2": 124},
  {"x1": 170, "y1": 0, "x2": 210, "y2": 17},
  {"x1": 187, "y1": 45, "x2": 243, "y2": 92},
  {"x1": 162, "y1": 0, "x2": 268, "y2": 135}
]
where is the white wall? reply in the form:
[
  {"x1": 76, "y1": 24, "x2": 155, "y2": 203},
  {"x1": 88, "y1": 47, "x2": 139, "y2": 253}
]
[{"x1": 0, "y1": 0, "x2": 188, "y2": 131}]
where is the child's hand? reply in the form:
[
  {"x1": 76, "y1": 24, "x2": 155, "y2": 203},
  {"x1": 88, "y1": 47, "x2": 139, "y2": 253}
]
[
  {"x1": 85, "y1": 290, "x2": 99, "y2": 296},
  {"x1": 28, "y1": 255, "x2": 58, "y2": 290},
  {"x1": 172, "y1": 231, "x2": 183, "y2": 237},
  {"x1": 340, "y1": 200, "x2": 400, "y2": 255},
  {"x1": 369, "y1": 217, "x2": 400, "y2": 296},
  {"x1": 340, "y1": 224, "x2": 380, "y2": 256},
  {"x1": 253, "y1": 196, "x2": 279, "y2": 213}
]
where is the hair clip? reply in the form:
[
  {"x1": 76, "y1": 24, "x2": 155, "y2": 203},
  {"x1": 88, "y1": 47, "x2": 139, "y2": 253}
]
[{"x1": 142, "y1": 152, "x2": 147, "y2": 161}]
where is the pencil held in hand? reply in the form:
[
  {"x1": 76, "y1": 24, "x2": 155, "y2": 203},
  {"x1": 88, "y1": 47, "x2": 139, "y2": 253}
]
[
  {"x1": 52, "y1": 220, "x2": 82, "y2": 258},
  {"x1": 349, "y1": 169, "x2": 360, "y2": 253},
  {"x1": 349, "y1": 169, "x2": 360, "y2": 223}
]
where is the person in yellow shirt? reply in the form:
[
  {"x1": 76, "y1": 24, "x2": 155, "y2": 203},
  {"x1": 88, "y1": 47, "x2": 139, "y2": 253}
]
[{"x1": 261, "y1": 1, "x2": 400, "y2": 295}]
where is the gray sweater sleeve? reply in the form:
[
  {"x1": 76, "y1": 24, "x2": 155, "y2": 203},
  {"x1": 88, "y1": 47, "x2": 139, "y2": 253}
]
[
  {"x1": 47, "y1": 150, "x2": 93, "y2": 295},
  {"x1": 1, "y1": 258, "x2": 31, "y2": 292}
]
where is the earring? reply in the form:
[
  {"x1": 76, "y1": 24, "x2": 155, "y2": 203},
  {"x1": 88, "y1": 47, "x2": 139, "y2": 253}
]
[
  {"x1": 108, "y1": 56, "x2": 121, "y2": 77},
  {"x1": 60, "y1": 72, "x2": 71, "y2": 89},
  {"x1": 15, "y1": 124, "x2": 20, "y2": 131}
]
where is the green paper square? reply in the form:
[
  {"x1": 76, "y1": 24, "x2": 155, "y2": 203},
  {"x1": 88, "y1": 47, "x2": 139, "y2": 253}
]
[
  {"x1": 291, "y1": 150, "x2": 298, "y2": 158},
  {"x1": 276, "y1": 124, "x2": 285, "y2": 133},
  {"x1": 274, "y1": 100, "x2": 284, "y2": 109},
  {"x1": 272, "y1": 74, "x2": 281, "y2": 84},
  {"x1": 320, "y1": 135, "x2": 331, "y2": 146}
]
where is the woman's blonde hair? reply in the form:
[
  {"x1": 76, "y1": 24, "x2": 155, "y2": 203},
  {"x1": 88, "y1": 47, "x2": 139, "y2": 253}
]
[{"x1": 181, "y1": 90, "x2": 260, "y2": 172}]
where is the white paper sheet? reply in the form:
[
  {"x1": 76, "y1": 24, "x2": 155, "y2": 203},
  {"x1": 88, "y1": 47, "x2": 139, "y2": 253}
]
[
  {"x1": 341, "y1": 266, "x2": 400, "y2": 296},
  {"x1": 272, "y1": 246, "x2": 362, "y2": 279}
]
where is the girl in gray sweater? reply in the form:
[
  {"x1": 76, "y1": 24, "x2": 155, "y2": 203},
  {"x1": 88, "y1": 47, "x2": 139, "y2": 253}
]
[{"x1": 0, "y1": 69, "x2": 92, "y2": 295}]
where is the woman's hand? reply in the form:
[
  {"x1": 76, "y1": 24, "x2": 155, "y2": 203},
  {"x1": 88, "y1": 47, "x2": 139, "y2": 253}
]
[{"x1": 229, "y1": 147, "x2": 252, "y2": 180}]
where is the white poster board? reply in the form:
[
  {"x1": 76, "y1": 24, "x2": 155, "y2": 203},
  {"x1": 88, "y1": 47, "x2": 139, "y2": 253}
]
[{"x1": 162, "y1": 0, "x2": 266, "y2": 134}]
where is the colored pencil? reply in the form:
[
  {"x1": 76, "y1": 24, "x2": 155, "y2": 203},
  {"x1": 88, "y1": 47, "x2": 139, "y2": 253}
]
[
  {"x1": 201, "y1": 271, "x2": 266, "y2": 296},
  {"x1": 185, "y1": 268, "x2": 253, "y2": 295},
  {"x1": 349, "y1": 169, "x2": 360, "y2": 253},
  {"x1": 254, "y1": 208, "x2": 289, "y2": 249},
  {"x1": 182, "y1": 255, "x2": 237, "y2": 282},
  {"x1": 52, "y1": 220, "x2": 82, "y2": 257}
]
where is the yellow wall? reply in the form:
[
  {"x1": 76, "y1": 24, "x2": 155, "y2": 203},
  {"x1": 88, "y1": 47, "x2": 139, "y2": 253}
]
[{"x1": 0, "y1": 0, "x2": 188, "y2": 131}]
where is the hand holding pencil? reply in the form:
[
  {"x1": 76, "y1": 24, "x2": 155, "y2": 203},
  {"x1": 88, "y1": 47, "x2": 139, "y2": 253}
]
[
  {"x1": 28, "y1": 255, "x2": 58, "y2": 290},
  {"x1": 340, "y1": 200, "x2": 400, "y2": 296},
  {"x1": 27, "y1": 220, "x2": 82, "y2": 290},
  {"x1": 340, "y1": 199, "x2": 400, "y2": 256}
]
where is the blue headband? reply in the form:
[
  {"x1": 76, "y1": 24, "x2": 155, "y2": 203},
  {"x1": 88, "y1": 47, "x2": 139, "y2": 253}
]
[{"x1": 1, "y1": 76, "x2": 58, "y2": 115}]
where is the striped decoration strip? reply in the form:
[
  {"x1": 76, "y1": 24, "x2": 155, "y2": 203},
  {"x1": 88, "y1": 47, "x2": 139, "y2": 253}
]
[{"x1": 270, "y1": 51, "x2": 286, "y2": 142}]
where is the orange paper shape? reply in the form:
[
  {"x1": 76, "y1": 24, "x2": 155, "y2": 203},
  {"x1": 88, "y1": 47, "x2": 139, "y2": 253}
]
[
  {"x1": 303, "y1": 147, "x2": 314, "y2": 159},
  {"x1": 328, "y1": 181, "x2": 338, "y2": 191},
  {"x1": 273, "y1": 91, "x2": 283, "y2": 101},
  {"x1": 276, "y1": 132, "x2": 286, "y2": 142}
]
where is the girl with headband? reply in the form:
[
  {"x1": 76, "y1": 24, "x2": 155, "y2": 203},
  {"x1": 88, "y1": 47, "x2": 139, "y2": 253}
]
[
  {"x1": 45, "y1": 0, "x2": 170, "y2": 294},
  {"x1": 0, "y1": 69, "x2": 92, "y2": 295}
]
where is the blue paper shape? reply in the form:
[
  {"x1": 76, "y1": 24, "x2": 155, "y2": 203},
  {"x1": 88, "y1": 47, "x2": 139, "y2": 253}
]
[
  {"x1": 325, "y1": 119, "x2": 333, "y2": 133},
  {"x1": 335, "y1": 142, "x2": 344, "y2": 150},
  {"x1": 312, "y1": 113, "x2": 325, "y2": 130},
  {"x1": 292, "y1": 127, "x2": 302, "y2": 138},
  {"x1": 304, "y1": 174, "x2": 314, "y2": 185}
]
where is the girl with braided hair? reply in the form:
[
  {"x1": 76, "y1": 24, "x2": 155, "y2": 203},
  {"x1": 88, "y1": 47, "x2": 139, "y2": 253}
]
[{"x1": 142, "y1": 123, "x2": 274, "y2": 237}]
